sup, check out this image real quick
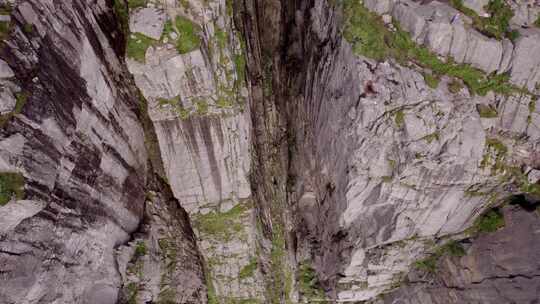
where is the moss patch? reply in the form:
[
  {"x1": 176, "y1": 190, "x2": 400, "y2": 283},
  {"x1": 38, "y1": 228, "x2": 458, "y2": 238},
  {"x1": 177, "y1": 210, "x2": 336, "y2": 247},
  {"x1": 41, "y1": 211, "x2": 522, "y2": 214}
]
[
  {"x1": 194, "y1": 203, "x2": 248, "y2": 240},
  {"x1": 174, "y1": 16, "x2": 201, "y2": 54},
  {"x1": 0, "y1": 172, "x2": 25, "y2": 206},
  {"x1": 535, "y1": 15, "x2": 540, "y2": 28}
]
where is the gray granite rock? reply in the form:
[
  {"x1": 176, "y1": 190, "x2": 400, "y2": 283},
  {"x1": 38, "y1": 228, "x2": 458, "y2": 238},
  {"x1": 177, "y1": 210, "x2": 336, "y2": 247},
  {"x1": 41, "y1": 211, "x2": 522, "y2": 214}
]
[{"x1": 129, "y1": 8, "x2": 166, "y2": 40}]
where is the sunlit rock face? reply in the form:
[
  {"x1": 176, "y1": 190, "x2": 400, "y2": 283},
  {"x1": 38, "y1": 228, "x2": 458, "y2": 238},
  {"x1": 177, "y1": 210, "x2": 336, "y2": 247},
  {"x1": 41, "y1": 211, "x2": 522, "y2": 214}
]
[{"x1": 0, "y1": 0, "x2": 539, "y2": 303}]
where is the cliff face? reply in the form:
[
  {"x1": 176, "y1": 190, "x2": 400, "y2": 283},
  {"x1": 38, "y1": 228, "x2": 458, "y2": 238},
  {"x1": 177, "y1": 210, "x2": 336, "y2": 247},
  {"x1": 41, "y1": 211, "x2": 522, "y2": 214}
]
[
  {"x1": 0, "y1": 0, "x2": 539, "y2": 303},
  {"x1": 0, "y1": 1, "x2": 205, "y2": 303}
]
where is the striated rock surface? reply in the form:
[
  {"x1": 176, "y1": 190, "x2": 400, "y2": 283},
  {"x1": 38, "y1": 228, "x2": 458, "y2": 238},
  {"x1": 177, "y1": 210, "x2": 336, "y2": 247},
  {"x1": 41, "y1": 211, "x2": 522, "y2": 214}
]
[{"x1": 0, "y1": 1, "x2": 205, "y2": 303}]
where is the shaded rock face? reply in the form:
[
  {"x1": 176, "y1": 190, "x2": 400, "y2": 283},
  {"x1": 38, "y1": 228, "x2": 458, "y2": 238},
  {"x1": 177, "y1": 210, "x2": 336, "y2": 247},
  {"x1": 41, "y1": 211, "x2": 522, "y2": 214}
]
[
  {"x1": 376, "y1": 202, "x2": 540, "y2": 304},
  {"x1": 238, "y1": 0, "x2": 540, "y2": 302},
  {"x1": 0, "y1": 1, "x2": 205, "y2": 303}
]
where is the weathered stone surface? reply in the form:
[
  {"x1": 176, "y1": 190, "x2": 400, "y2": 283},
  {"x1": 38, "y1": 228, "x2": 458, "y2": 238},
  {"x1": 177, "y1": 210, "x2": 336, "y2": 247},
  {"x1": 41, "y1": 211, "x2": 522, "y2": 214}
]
[{"x1": 129, "y1": 7, "x2": 166, "y2": 40}]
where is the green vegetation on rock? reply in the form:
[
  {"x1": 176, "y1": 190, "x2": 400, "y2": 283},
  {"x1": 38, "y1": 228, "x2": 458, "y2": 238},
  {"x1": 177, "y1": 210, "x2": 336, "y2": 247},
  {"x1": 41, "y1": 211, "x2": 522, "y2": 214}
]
[
  {"x1": 134, "y1": 241, "x2": 147, "y2": 257},
  {"x1": 112, "y1": 0, "x2": 129, "y2": 35},
  {"x1": 476, "y1": 104, "x2": 498, "y2": 118},
  {"x1": 298, "y1": 262, "x2": 327, "y2": 303},
  {"x1": 450, "y1": 0, "x2": 514, "y2": 40},
  {"x1": 343, "y1": 1, "x2": 520, "y2": 96},
  {"x1": 0, "y1": 172, "x2": 25, "y2": 205},
  {"x1": 194, "y1": 203, "x2": 248, "y2": 240},
  {"x1": 0, "y1": 20, "x2": 10, "y2": 40},
  {"x1": 172, "y1": 16, "x2": 201, "y2": 54},
  {"x1": 423, "y1": 73, "x2": 440, "y2": 89},
  {"x1": 394, "y1": 109, "x2": 405, "y2": 127},
  {"x1": 448, "y1": 79, "x2": 464, "y2": 94},
  {"x1": 157, "y1": 96, "x2": 191, "y2": 119},
  {"x1": 480, "y1": 138, "x2": 508, "y2": 173},
  {"x1": 0, "y1": 92, "x2": 29, "y2": 127},
  {"x1": 473, "y1": 208, "x2": 505, "y2": 233},
  {"x1": 535, "y1": 15, "x2": 540, "y2": 28},
  {"x1": 414, "y1": 240, "x2": 466, "y2": 273},
  {"x1": 128, "y1": 0, "x2": 147, "y2": 9},
  {"x1": 238, "y1": 257, "x2": 258, "y2": 280},
  {"x1": 127, "y1": 32, "x2": 157, "y2": 62}
]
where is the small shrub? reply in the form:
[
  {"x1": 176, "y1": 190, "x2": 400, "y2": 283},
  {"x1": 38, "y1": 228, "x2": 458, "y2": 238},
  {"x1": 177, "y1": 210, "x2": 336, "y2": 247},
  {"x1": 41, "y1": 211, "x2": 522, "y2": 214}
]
[
  {"x1": 0, "y1": 172, "x2": 25, "y2": 205},
  {"x1": 474, "y1": 209, "x2": 505, "y2": 233},
  {"x1": 134, "y1": 241, "x2": 147, "y2": 256},
  {"x1": 535, "y1": 15, "x2": 540, "y2": 28}
]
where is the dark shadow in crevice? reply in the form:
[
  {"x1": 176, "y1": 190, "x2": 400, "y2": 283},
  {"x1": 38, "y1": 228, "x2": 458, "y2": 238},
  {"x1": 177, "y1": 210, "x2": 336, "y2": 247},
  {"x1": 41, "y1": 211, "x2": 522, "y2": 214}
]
[{"x1": 508, "y1": 194, "x2": 539, "y2": 213}]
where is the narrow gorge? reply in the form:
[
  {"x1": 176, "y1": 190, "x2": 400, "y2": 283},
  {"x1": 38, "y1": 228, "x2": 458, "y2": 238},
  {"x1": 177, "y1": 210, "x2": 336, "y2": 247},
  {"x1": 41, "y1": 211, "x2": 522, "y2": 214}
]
[{"x1": 0, "y1": 0, "x2": 539, "y2": 303}]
